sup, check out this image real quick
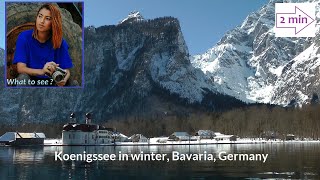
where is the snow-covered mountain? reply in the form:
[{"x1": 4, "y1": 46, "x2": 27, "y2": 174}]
[
  {"x1": 1, "y1": 0, "x2": 320, "y2": 124},
  {"x1": 191, "y1": 0, "x2": 320, "y2": 106},
  {"x1": 0, "y1": 13, "x2": 244, "y2": 124},
  {"x1": 119, "y1": 11, "x2": 144, "y2": 24},
  {"x1": 84, "y1": 14, "x2": 243, "y2": 115}
]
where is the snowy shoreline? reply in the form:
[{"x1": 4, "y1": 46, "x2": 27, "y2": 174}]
[{"x1": 44, "y1": 138, "x2": 320, "y2": 146}]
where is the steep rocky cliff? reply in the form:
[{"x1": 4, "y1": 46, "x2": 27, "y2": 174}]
[
  {"x1": 0, "y1": 15, "x2": 244, "y2": 124},
  {"x1": 3, "y1": 0, "x2": 318, "y2": 124},
  {"x1": 191, "y1": 0, "x2": 320, "y2": 106},
  {"x1": 81, "y1": 15, "x2": 244, "y2": 119}
]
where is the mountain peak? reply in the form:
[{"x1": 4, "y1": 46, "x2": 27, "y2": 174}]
[
  {"x1": 191, "y1": 0, "x2": 320, "y2": 106},
  {"x1": 119, "y1": 11, "x2": 144, "y2": 24}
]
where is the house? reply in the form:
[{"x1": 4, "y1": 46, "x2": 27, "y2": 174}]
[
  {"x1": 169, "y1": 132, "x2": 190, "y2": 141},
  {"x1": 0, "y1": 132, "x2": 45, "y2": 146},
  {"x1": 168, "y1": 132, "x2": 197, "y2": 141},
  {"x1": 114, "y1": 133, "x2": 130, "y2": 142},
  {"x1": 196, "y1": 130, "x2": 216, "y2": 139},
  {"x1": 214, "y1": 133, "x2": 237, "y2": 141},
  {"x1": 285, "y1": 134, "x2": 295, "y2": 141},
  {"x1": 129, "y1": 134, "x2": 148, "y2": 143},
  {"x1": 261, "y1": 131, "x2": 279, "y2": 140}
]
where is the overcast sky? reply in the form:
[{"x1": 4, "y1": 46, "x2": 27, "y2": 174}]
[{"x1": 0, "y1": 0, "x2": 268, "y2": 54}]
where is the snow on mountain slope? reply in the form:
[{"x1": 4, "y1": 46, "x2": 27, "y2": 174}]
[
  {"x1": 192, "y1": 0, "x2": 320, "y2": 106},
  {"x1": 272, "y1": 42, "x2": 320, "y2": 105},
  {"x1": 119, "y1": 11, "x2": 144, "y2": 24},
  {"x1": 150, "y1": 52, "x2": 216, "y2": 103}
]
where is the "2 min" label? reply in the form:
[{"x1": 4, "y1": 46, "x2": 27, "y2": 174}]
[{"x1": 275, "y1": 3, "x2": 315, "y2": 37}]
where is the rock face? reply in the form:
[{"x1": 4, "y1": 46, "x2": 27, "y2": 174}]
[
  {"x1": 83, "y1": 15, "x2": 244, "y2": 119},
  {"x1": 0, "y1": 14, "x2": 244, "y2": 124},
  {"x1": 0, "y1": 48, "x2": 22, "y2": 125},
  {"x1": 6, "y1": 3, "x2": 83, "y2": 85},
  {"x1": 2, "y1": 0, "x2": 319, "y2": 125},
  {"x1": 86, "y1": 17, "x2": 210, "y2": 104},
  {"x1": 191, "y1": 0, "x2": 320, "y2": 106},
  {"x1": 0, "y1": 48, "x2": 3, "y2": 65}
]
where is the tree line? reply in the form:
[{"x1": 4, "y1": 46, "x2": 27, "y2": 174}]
[
  {"x1": 0, "y1": 103, "x2": 319, "y2": 139},
  {"x1": 105, "y1": 103, "x2": 320, "y2": 139}
]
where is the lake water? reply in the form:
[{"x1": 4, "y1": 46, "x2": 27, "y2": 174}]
[{"x1": 0, "y1": 143, "x2": 320, "y2": 179}]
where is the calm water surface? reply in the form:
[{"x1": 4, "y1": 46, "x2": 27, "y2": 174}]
[{"x1": 0, "y1": 143, "x2": 320, "y2": 179}]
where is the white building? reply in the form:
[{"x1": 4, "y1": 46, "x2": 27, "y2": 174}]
[
  {"x1": 196, "y1": 130, "x2": 216, "y2": 139},
  {"x1": 129, "y1": 134, "x2": 148, "y2": 142},
  {"x1": 214, "y1": 132, "x2": 237, "y2": 141},
  {"x1": 62, "y1": 123, "x2": 114, "y2": 145}
]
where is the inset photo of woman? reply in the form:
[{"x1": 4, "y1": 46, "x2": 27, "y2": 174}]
[{"x1": 6, "y1": 2, "x2": 83, "y2": 87}]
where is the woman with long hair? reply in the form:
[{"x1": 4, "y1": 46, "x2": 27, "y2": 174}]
[{"x1": 13, "y1": 3, "x2": 73, "y2": 86}]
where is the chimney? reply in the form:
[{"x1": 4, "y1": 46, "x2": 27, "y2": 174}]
[
  {"x1": 85, "y1": 112, "x2": 92, "y2": 124},
  {"x1": 69, "y1": 112, "x2": 76, "y2": 123}
]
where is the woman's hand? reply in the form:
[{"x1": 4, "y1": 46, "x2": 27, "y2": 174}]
[
  {"x1": 43, "y1": 61, "x2": 59, "y2": 75},
  {"x1": 56, "y1": 79, "x2": 67, "y2": 86},
  {"x1": 56, "y1": 69, "x2": 70, "y2": 87}
]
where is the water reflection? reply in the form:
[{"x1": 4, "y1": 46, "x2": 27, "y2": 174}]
[
  {"x1": 0, "y1": 147, "x2": 44, "y2": 164},
  {"x1": 0, "y1": 143, "x2": 319, "y2": 179}
]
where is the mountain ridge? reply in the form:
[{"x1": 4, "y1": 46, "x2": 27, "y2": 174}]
[
  {"x1": 191, "y1": 0, "x2": 320, "y2": 106},
  {"x1": 1, "y1": 1, "x2": 319, "y2": 124},
  {"x1": 0, "y1": 15, "x2": 246, "y2": 124}
]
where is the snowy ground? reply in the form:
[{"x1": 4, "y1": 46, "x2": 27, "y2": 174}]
[
  {"x1": 44, "y1": 138, "x2": 320, "y2": 146},
  {"x1": 44, "y1": 139, "x2": 62, "y2": 145}
]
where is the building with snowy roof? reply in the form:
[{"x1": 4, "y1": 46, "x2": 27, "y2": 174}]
[
  {"x1": 196, "y1": 130, "x2": 216, "y2": 139},
  {"x1": 0, "y1": 132, "x2": 45, "y2": 146},
  {"x1": 168, "y1": 132, "x2": 198, "y2": 141}
]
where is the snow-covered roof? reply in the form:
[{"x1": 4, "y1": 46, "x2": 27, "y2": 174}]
[
  {"x1": 214, "y1": 134, "x2": 234, "y2": 138},
  {"x1": 214, "y1": 132, "x2": 223, "y2": 136},
  {"x1": 16, "y1": 133, "x2": 46, "y2": 139},
  {"x1": 0, "y1": 132, "x2": 15, "y2": 142},
  {"x1": 118, "y1": 133, "x2": 128, "y2": 138},
  {"x1": 197, "y1": 130, "x2": 215, "y2": 136},
  {"x1": 129, "y1": 134, "x2": 148, "y2": 140},
  {"x1": 171, "y1": 132, "x2": 190, "y2": 137},
  {"x1": 0, "y1": 132, "x2": 46, "y2": 142}
]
